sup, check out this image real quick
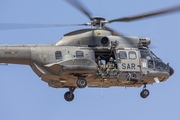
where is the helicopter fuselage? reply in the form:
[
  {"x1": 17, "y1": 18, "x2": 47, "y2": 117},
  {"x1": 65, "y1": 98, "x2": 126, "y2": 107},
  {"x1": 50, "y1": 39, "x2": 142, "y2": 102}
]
[
  {"x1": 0, "y1": 29, "x2": 173, "y2": 88},
  {"x1": 1, "y1": 0, "x2": 180, "y2": 102},
  {"x1": 0, "y1": 29, "x2": 174, "y2": 101}
]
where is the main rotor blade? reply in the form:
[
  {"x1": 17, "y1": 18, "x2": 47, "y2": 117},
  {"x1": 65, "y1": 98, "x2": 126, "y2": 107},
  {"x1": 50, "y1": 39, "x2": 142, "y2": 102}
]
[
  {"x1": 104, "y1": 26, "x2": 123, "y2": 36},
  {"x1": 109, "y1": 4, "x2": 180, "y2": 22},
  {"x1": 66, "y1": 0, "x2": 93, "y2": 20},
  {"x1": 0, "y1": 23, "x2": 88, "y2": 30}
]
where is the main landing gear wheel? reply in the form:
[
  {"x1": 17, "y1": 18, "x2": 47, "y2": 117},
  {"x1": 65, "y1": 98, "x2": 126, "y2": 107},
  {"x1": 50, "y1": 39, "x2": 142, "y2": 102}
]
[
  {"x1": 140, "y1": 89, "x2": 150, "y2": 98},
  {"x1": 64, "y1": 87, "x2": 75, "y2": 102},
  {"x1": 76, "y1": 77, "x2": 87, "y2": 88}
]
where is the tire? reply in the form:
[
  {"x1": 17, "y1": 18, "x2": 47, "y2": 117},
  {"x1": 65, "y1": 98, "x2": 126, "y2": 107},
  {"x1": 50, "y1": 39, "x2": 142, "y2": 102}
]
[
  {"x1": 76, "y1": 78, "x2": 87, "y2": 88},
  {"x1": 140, "y1": 89, "x2": 150, "y2": 98},
  {"x1": 64, "y1": 91, "x2": 74, "y2": 102}
]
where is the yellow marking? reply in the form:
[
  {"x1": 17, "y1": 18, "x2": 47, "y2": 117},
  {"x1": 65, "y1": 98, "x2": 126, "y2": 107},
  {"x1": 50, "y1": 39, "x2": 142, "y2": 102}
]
[
  {"x1": 121, "y1": 60, "x2": 125, "y2": 62},
  {"x1": 117, "y1": 58, "x2": 121, "y2": 62},
  {"x1": 94, "y1": 30, "x2": 96, "y2": 34},
  {"x1": 94, "y1": 30, "x2": 102, "y2": 35},
  {"x1": 132, "y1": 60, "x2": 134, "y2": 63},
  {"x1": 11, "y1": 51, "x2": 15, "y2": 55}
]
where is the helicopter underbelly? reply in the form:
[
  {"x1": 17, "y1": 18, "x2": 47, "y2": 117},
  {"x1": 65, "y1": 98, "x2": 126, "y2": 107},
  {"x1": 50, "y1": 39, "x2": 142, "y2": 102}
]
[{"x1": 38, "y1": 69, "x2": 170, "y2": 88}]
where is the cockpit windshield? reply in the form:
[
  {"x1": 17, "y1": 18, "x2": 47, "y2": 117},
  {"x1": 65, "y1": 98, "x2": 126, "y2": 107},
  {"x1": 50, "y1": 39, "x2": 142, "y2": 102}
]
[{"x1": 150, "y1": 51, "x2": 159, "y2": 59}]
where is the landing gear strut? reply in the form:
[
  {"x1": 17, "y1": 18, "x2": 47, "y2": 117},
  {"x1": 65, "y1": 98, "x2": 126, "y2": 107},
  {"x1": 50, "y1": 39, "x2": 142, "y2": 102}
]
[
  {"x1": 64, "y1": 76, "x2": 87, "y2": 102},
  {"x1": 140, "y1": 84, "x2": 150, "y2": 99},
  {"x1": 76, "y1": 77, "x2": 87, "y2": 88},
  {"x1": 64, "y1": 87, "x2": 75, "y2": 102}
]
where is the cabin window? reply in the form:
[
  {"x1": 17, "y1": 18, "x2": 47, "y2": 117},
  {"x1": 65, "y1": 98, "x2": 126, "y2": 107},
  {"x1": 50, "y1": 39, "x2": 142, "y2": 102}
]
[
  {"x1": 129, "y1": 51, "x2": 136, "y2": 59},
  {"x1": 55, "y1": 51, "x2": 62, "y2": 59},
  {"x1": 119, "y1": 51, "x2": 127, "y2": 59},
  {"x1": 148, "y1": 60, "x2": 154, "y2": 68},
  {"x1": 76, "y1": 51, "x2": 84, "y2": 58}
]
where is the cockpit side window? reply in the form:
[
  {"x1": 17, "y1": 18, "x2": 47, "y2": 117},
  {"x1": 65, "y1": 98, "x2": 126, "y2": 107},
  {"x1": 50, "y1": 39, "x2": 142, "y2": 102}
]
[
  {"x1": 55, "y1": 51, "x2": 62, "y2": 59},
  {"x1": 129, "y1": 51, "x2": 136, "y2": 59},
  {"x1": 76, "y1": 51, "x2": 84, "y2": 58},
  {"x1": 140, "y1": 50, "x2": 152, "y2": 59},
  {"x1": 119, "y1": 51, "x2": 127, "y2": 59}
]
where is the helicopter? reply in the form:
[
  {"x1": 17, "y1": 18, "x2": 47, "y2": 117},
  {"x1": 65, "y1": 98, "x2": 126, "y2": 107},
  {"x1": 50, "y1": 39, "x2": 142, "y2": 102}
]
[{"x1": 0, "y1": 0, "x2": 179, "y2": 102}]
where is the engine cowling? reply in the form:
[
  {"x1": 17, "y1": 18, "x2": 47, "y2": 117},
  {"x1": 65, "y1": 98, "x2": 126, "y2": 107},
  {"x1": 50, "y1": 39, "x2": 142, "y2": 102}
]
[{"x1": 138, "y1": 37, "x2": 151, "y2": 47}]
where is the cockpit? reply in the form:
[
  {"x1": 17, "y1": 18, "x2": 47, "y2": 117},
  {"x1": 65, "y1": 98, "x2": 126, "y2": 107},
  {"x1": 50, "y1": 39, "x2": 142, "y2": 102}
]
[
  {"x1": 140, "y1": 50, "x2": 158, "y2": 60},
  {"x1": 140, "y1": 48, "x2": 169, "y2": 71}
]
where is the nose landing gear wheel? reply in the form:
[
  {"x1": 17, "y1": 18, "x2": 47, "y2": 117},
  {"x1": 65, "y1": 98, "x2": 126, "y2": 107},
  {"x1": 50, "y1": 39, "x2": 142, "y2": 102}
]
[
  {"x1": 64, "y1": 91, "x2": 74, "y2": 102},
  {"x1": 140, "y1": 89, "x2": 150, "y2": 98},
  {"x1": 76, "y1": 78, "x2": 87, "y2": 88}
]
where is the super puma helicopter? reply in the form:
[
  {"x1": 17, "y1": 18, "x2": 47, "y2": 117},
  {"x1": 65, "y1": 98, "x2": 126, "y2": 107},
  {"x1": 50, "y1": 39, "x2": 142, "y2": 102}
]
[{"x1": 0, "y1": 0, "x2": 178, "y2": 102}]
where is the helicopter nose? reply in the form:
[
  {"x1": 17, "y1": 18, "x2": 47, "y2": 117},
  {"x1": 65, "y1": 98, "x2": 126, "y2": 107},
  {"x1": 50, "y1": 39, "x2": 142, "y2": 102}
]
[{"x1": 169, "y1": 66, "x2": 174, "y2": 76}]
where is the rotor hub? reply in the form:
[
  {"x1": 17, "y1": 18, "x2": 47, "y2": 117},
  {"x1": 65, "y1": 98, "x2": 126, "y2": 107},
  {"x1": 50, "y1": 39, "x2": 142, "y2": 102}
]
[{"x1": 91, "y1": 17, "x2": 106, "y2": 28}]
